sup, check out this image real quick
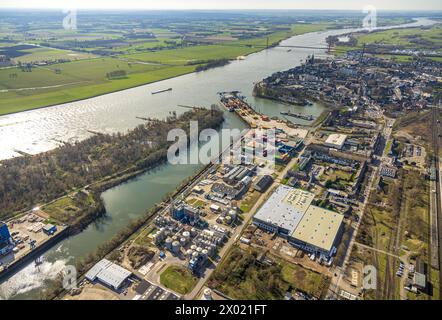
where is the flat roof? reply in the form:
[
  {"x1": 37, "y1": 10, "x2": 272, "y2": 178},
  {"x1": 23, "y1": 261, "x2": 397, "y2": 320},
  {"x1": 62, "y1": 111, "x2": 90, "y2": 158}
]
[
  {"x1": 85, "y1": 258, "x2": 132, "y2": 290},
  {"x1": 291, "y1": 206, "x2": 344, "y2": 252},
  {"x1": 253, "y1": 185, "x2": 314, "y2": 234},
  {"x1": 325, "y1": 134, "x2": 347, "y2": 147}
]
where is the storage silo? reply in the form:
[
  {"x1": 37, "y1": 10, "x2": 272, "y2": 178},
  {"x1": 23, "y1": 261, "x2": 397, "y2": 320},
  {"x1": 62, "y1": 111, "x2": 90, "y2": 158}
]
[
  {"x1": 183, "y1": 231, "x2": 191, "y2": 240},
  {"x1": 172, "y1": 241, "x2": 181, "y2": 254},
  {"x1": 165, "y1": 237, "x2": 173, "y2": 250},
  {"x1": 203, "y1": 288, "x2": 213, "y2": 300},
  {"x1": 201, "y1": 249, "x2": 209, "y2": 261}
]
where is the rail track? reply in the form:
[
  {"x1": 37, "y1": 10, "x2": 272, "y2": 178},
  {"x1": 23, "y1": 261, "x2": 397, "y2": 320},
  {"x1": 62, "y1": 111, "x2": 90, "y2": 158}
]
[{"x1": 431, "y1": 106, "x2": 442, "y2": 298}]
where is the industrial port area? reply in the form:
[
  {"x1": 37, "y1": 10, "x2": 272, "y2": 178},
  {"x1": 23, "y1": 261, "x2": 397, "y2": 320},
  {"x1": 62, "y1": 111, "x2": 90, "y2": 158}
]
[
  {"x1": 1, "y1": 48, "x2": 441, "y2": 302},
  {"x1": 1, "y1": 212, "x2": 66, "y2": 278},
  {"x1": 56, "y1": 47, "x2": 442, "y2": 301}
]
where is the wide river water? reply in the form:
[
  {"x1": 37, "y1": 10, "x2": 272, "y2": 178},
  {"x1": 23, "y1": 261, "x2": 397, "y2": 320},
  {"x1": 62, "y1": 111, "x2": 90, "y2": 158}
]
[{"x1": 0, "y1": 18, "x2": 436, "y2": 299}]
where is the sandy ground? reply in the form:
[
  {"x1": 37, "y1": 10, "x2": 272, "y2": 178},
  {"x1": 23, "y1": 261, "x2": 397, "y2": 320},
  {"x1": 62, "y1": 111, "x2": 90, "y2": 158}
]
[{"x1": 66, "y1": 285, "x2": 120, "y2": 300}]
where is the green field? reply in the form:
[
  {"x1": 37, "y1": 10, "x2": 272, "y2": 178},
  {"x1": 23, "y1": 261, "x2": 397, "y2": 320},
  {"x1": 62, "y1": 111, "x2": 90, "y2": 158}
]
[
  {"x1": 12, "y1": 47, "x2": 95, "y2": 63},
  {"x1": 0, "y1": 58, "x2": 196, "y2": 115},
  {"x1": 123, "y1": 24, "x2": 330, "y2": 65},
  {"x1": 160, "y1": 265, "x2": 198, "y2": 295},
  {"x1": 335, "y1": 24, "x2": 442, "y2": 60},
  {"x1": 354, "y1": 25, "x2": 442, "y2": 48},
  {"x1": 208, "y1": 246, "x2": 330, "y2": 299}
]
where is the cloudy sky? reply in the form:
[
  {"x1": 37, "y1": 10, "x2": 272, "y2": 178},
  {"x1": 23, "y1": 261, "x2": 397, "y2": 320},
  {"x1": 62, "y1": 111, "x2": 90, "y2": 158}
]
[{"x1": 0, "y1": 0, "x2": 440, "y2": 11}]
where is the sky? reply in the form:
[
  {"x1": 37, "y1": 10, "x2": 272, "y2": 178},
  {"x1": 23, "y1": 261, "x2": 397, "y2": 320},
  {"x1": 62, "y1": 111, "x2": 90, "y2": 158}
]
[{"x1": 0, "y1": 0, "x2": 441, "y2": 11}]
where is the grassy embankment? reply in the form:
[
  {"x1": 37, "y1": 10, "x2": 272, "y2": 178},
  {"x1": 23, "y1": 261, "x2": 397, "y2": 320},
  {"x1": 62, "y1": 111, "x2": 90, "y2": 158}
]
[{"x1": 0, "y1": 23, "x2": 330, "y2": 116}]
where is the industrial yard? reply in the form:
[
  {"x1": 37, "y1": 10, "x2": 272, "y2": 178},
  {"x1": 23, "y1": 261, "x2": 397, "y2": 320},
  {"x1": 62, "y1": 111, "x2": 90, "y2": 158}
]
[{"x1": 0, "y1": 211, "x2": 66, "y2": 276}]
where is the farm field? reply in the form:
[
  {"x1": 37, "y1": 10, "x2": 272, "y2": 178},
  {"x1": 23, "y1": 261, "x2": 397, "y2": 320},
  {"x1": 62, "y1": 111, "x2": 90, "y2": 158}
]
[
  {"x1": 354, "y1": 25, "x2": 442, "y2": 49},
  {"x1": 122, "y1": 24, "x2": 330, "y2": 65},
  {"x1": 335, "y1": 24, "x2": 442, "y2": 60}
]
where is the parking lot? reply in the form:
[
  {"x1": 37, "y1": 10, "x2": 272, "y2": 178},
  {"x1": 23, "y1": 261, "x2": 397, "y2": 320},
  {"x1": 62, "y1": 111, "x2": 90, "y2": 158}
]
[{"x1": 134, "y1": 280, "x2": 179, "y2": 300}]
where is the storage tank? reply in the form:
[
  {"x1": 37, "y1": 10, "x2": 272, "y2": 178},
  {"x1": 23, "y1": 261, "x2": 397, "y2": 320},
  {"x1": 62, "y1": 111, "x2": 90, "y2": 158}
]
[
  {"x1": 186, "y1": 249, "x2": 193, "y2": 259},
  {"x1": 190, "y1": 227, "x2": 197, "y2": 236},
  {"x1": 192, "y1": 251, "x2": 199, "y2": 259},
  {"x1": 203, "y1": 288, "x2": 213, "y2": 300},
  {"x1": 208, "y1": 244, "x2": 216, "y2": 256},
  {"x1": 201, "y1": 249, "x2": 209, "y2": 260},
  {"x1": 180, "y1": 237, "x2": 187, "y2": 246},
  {"x1": 190, "y1": 244, "x2": 197, "y2": 251},
  {"x1": 183, "y1": 231, "x2": 191, "y2": 239},
  {"x1": 172, "y1": 241, "x2": 181, "y2": 254},
  {"x1": 196, "y1": 247, "x2": 203, "y2": 254},
  {"x1": 165, "y1": 237, "x2": 173, "y2": 250}
]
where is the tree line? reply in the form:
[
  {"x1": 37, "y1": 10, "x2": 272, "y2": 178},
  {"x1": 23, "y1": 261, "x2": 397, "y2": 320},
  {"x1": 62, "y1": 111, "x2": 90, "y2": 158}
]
[{"x1": 0, "y1": 108, "x2": 224, "y2": 220}]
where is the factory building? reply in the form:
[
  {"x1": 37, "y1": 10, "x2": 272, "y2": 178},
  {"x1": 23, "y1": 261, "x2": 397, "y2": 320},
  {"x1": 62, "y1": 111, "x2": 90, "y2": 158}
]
[
  {"x1": 42, "y1": 224, "x2": 57, "y2": 235},
  {"x1": 170, "y1": 201, "x2": 206, "y2": 228},
  {"x1": 85, "y1": 259, "x2": 132, "y2": 291},
  {"x1": 253, "y1": 185, "x2": 344, "y2": 260},
  {"x1": 253, "y1": 175, "x2": 274, "y2": 193},
  {"x1": 325, "y1": 134, "x2": 347, "y2": 150},
  {"x1": 0, "y1": 221, "x2": 14, "y2": 256}
]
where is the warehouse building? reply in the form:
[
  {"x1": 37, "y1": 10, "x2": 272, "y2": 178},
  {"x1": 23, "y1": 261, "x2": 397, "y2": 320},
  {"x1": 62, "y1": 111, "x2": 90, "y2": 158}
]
[
  {"x1": 324, "y1": 134, "x2": 347, "y2": 150},
  {"x1": 253, "y1": 175, "x2": 274, "y2": 193},
  {"x1": 253, "y1": 186, "x2": 344, "y2": 260},
  {"x1": 85, "y1": 259, "x2": 132, "y2": 291}
]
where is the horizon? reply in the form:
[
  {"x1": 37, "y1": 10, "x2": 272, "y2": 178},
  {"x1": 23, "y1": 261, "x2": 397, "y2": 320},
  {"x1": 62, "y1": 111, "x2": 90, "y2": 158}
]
[
  {"x1": 1, "y1": 0, "x2": 441, "y2": 11},
  {"x1": 0, "y1": 8, "x2": 441, "y2": 12}
]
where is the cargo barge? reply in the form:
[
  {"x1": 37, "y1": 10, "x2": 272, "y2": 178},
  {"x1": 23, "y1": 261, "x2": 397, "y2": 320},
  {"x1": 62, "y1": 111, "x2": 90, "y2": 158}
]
[
  {"x1": 280, "y1": 111, "x2": 315, "y2": 121},
  {"x1": 151, "y1": 88, "x2": 172, "y2": 95}
]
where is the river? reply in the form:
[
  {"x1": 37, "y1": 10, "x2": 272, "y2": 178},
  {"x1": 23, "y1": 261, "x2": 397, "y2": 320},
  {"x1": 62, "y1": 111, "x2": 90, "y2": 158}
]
[{"x1": 0, "y1": 17, "x2": 436, "y2": 299}]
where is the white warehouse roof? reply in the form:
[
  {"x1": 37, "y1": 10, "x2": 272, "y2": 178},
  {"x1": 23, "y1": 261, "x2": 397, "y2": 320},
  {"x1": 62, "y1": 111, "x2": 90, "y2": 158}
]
[
  {"x1": 292, "y1": 205, "x2": 344, "y2": 252},
  {"x1": 325, "y1": 134, "x2": 347, "y2": 149},
  {"x1": 253, "y1": 186, "x2": 344, "y2": 253},
  {"x1": 253, "y1": 185, "x2": 314, "y2": 234},
  {"x1": 85, "y1": 258, "x2": 132, "y2": 290}
]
